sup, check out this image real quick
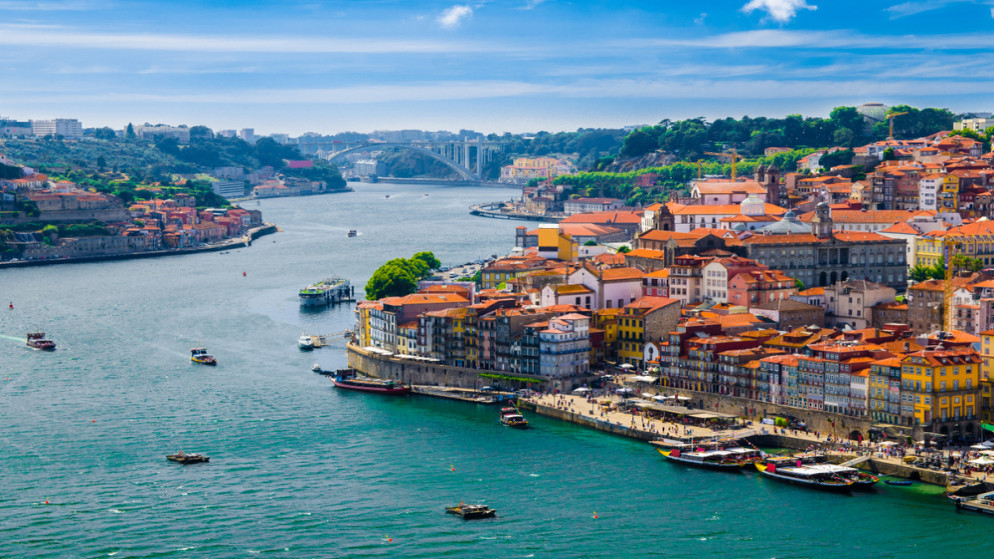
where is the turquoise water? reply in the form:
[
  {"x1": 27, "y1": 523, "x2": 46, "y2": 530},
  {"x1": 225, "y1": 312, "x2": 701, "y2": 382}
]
[{"x1": 0, "y1": 183, "x2": 987, "y2": 557}]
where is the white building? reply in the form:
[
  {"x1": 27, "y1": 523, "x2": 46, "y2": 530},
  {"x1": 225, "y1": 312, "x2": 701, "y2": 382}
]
[
  {"x1": 955, "y1": 118, "x2": 994, "y2": 132},
  {"x1": 31, "y1": 118, "x2": 82, "y2": 139},
  {"x1": 538, "y1": 313, "x2": 590, "y2": 378},
  {"x1": 918, "y1": 174, "x2": 944, "y2": 211},
  {"x1": 566, "y1": 265, "x2": 644, "y2": 310}
]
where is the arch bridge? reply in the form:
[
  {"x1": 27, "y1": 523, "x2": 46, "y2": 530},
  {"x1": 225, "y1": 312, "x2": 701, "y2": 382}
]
[{"x1": 327, "y1": 140, "x2": 504, "y2": 182}]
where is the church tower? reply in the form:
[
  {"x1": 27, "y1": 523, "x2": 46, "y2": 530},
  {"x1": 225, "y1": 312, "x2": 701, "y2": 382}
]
[
  {"x1": 653, "y1": 202, "x2": 675, "y2": 232},
  {"x1": 810, "y1": 201, "x2": 833, "y2": 239}
]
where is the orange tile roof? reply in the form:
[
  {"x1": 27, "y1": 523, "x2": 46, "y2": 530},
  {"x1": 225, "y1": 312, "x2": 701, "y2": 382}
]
[{"x1": 601, "y1": 267, "x2": 646, "y2": 281}]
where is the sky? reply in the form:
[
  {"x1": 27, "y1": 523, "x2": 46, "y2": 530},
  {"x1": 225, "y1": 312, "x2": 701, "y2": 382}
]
[{"x1": 2, "y1": 0, "x2": 994, "y2": 136}]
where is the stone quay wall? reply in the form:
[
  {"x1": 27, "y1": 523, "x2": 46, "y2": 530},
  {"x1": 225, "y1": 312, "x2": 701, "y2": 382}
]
[
  {"x1": 632, "y1": 381, "x2": 874, "y2": 440},
  {"x1": 517, "y1": 400, "x2": 657, "y2": 441},
  {"x1": 347, "y1": 344, "x2": 546, "y2": 389}
]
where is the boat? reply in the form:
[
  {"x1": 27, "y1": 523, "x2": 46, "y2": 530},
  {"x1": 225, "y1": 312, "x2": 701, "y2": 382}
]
[
  {"x1": 885, "y1": 479, "x2": 914, "y2": 486},
  {"x1": 299, "y1": 334, "x2": 315, "y2": 350},
  {"x1": 26, "y1": 332, "x2": 56, "y2": 351},
  {"x1": 166, "y1": 451, "x2": 210, "y2": 464},
  {"x1": 955, "y1": 490, "x2": 994, "y2": 515},
  {"x1": 803, "y1": 464, "x2": 878, "y2": 488},
  {"x1": 347, "y1": 229, "x2": 357, "y2": 237},
  {"x1": 656, "y1": 447, "x2": 750, "y2": 469},
  {"x1": 190, "y1": 347, "x2": 217, "y2": 366},
  {"x1": 299, "y1": 278, "x2": 350, "y2": 307},
  {"x1": 333, "y1": 369, "x2": 411, "y2": 394},
  {"x1": 754, "y1": 461, "x2": 854, "y2": 492},
  {"x1": 500, "y1": 413, "x2": 529, "y2": 428},
  {"x1": 446, "y1": 503, "x2": 496, "y2": 519}
]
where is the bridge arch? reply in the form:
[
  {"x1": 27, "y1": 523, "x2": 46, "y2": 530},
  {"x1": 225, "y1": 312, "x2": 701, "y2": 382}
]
[{"x1": 327, "y1": 143, "x2": 480, "y2": 180}]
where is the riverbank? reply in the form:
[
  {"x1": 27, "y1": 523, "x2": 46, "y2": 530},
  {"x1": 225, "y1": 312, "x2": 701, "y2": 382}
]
[
  {"x1": 469, "y1": 201, "x2": 563, "y2": 222},
  {"x1": 0, "y1": 223, "x2": 278, "y2": 269}
]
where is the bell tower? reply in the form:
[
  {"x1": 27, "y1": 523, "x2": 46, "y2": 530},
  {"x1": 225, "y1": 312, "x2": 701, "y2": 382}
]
[{"x1": 810, "y1": 201, "x2": 833, "y2": 239}]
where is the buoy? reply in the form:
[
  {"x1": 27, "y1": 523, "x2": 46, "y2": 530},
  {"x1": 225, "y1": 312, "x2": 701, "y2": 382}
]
[
  {"x1": 450, "y1": 465, "x2": 455, "y2": 472},
  {"x1": 45, "y1": 500, "x2": 49, "y2": 504},
  {"x1": 387, "y1": 537, "x2": 392, "y2": 542},
  {"x1": 92, "y1": 419, "x2": 96, "y2": 423},
  {"x1": 8, "y1": 302, "x2": 12, "y2": 309},
  {"x1": 593, "y1": 512, "x2": 598, "y2": 519},
  {"x1": 242, "y1": 272, "x2": 247, "y2": 276}
]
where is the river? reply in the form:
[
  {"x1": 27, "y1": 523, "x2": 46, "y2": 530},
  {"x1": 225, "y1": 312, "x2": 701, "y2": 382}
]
[{"x1": 0, "y1": 182, "x2": 986, "y2": 557}]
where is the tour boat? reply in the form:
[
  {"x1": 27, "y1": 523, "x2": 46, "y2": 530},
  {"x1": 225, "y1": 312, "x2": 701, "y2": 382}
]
[
  {"x1": 190, "y1": 347, "x2": 217, "y2": 366},
  {"x1": 500, "y1": 407, "x2": 529, "y2": 428},
  {"x1": 332, "y1": 370, "x2": 411, "y2": 394},
  {"x1": 803, "y1": 464, "x2": 878, "y2": 488},
  {"x1": 656, "y1": 447, "x2": 749, "y2": 469},
  {"x1": 26, "y1": 332, "x2": 56, "y2": 351},
  {"x1": 754, "y1": 461, "x2": 854, "y2": 492},
  {"x1": 954, "y1": 491, "x2": 994, "y2": 515},
  {"x1": 446, "y1": 503, "x2": 496, "y2": 519},
  {"x1": 166, "y1": 451, "x2": 210, "y2": 464}
]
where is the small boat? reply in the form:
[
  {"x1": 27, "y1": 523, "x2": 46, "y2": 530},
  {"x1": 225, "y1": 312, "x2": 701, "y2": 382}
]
[
  {"x1": 190, "y1": 347, "x2": 217, "y2": 366},
  {"x1": 500, "y1": 413, "x2": 529, "y2": 428},
  {"x1": 347, "y1": 229, "x2": 357, "y2": 237},
  {"x1": 955, "y1": 490, "x2": 994, "y2": 515},
  {"x1": 26, "y1": 332, "x2": 56, "y2": 351},
  {"x1": 885, "y1": 479, "x2": 914, "y2": 486},
  {"x1": 311, "y1": 364, "x2": 333, "y2": 375},
  {"x1": 298, "y1": 333, "x2": 320, "y2": 350},
  {"x1": 385, "y1": 194, "x2": 390, "y2": 198},
  {"x1": 446, "y1": 503, "x2": 496, "y2": 519},
  {"x1": 656, "y1": 448, "x2": 749, "y2": 469},
  {"x1": 803, "y1": 464, "x2": 878, "y2": 488},
  {"x1": 754, "y1": 461, "x2": 853, "y2": 492},
  {"x1": 166, "y1": 451, "x2": 210, "y2": 464},
  {"x1": 333, "y1": 369, "x2": 410, "y2": 394}
]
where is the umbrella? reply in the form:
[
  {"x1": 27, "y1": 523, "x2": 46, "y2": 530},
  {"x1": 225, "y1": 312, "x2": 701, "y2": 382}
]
[
  {"x1": 970, "y1": 444, "x2": 988, "y2": 450},
  {"x1": 969, "y1": 456, "x2": 994, "y2": 465},
  {"x1": 572, "y1": 387, "x2": 591, "y2": 394},
  {"x1": 619, "y1": 364, "x2": 633, "y2": 370},
  {"x1": 652, "y1": 395, "x2": 667, "y2": 402},
  {"x1": 616, "y1": 387, "x2": 634, "y2": 395},
  {"x1": 879, "y1": 441, "x2": 899, "y2": 447}
]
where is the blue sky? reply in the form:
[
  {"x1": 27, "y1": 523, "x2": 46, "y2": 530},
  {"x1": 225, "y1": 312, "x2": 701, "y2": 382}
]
[{"x1": 1, "y1": 0, "x2": 994, "y2": 135}]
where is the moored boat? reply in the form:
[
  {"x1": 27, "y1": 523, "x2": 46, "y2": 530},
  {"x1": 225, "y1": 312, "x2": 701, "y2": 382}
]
[
  {"x1": 333, "y1": 370, "x2": 410, "y2": 394},
  {"x1": 446, "y1": 503, "x2": 496, "y2": 519},
  {"x1": 955, "y1": 490, "x2": 994, "y2": 515},
  {"x1": 803, "y1": 464, "x2": 878, "y2": 488},
  {"x1": 885, "y1": 479, "x2": 913, "y2": 486},
  {"x1": 190, "y1": 347, "x2": 217, "y2": 366},
  {"x1": 754, "y1": 461, "x2": 854, "y2": 492},
  {"x1": 26, "y1": 332, "x2": 56, "y2": 351},
  {"x1": 657, "y1": 447, "x2": 749, "y2": 469},
  {"x1": 299, "y1": 278, "x2": 350, "y2": 307}
]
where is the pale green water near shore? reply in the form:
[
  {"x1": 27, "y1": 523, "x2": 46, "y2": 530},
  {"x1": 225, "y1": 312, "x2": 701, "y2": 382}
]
[{"x1": 0, "y1": 183, "x2": 988, "y2": 557}]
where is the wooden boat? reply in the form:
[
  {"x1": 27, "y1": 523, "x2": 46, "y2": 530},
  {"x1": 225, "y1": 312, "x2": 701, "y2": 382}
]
[
  {"x1": 166, "y1": 452, "x2": 209, "y2": 464},
  {"x1": 190, "y1": 347, "x2": 216, "y2": 366},
  {"x1": 446, "y1": 503, "x2": 496, "y2": 519},
  {"x1": 500, "y1": 407, "x2": 528, "y2": 428},
  {"x1": 803, "y1": 464, "x2": 878, "y2": 488},
  {"x1": 657, "y1": 447, "x2": 749, "y2": 469},
  {"x1": 955, "y1": 491, "x2": 994, "y2": 515},
  {"x1": 754, "y1": 461, "x2": 853, "y2": 492},
  {"x1": 26, "y1": 332, "x2": 56, "y2": 351},
  {"x1": 333, "y1": 370, "x2": 410, "y2": 394}
]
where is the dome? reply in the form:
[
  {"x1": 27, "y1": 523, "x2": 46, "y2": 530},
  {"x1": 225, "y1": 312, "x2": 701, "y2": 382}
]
[{"x1": 782, "y1": 209, "x2": 798, "y2": 221}]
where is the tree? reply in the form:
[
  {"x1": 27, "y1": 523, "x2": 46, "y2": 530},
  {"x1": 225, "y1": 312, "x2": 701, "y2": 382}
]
[
  {"x1": 616, "y1": 245, "x2": 631, "y2": 253},
  {"x1": 96, "y1": 156, "x2": 107, "y2": 172},
  {"x1": 93, "y1": 127, "x2": 116, "y2": 140},
  {"x1": 364, "y1": 263, "x2": 417, "y2": 300},
  {"x1": 794, "y1": 278, "x2": 805, "y2": 290},
  {"x1": 126, "y1": 123, "x2": 136, "y2": 139},
  {"x1": 619, "y1": 130, "x2": 657, "y2": 158},
  {"x1": 411, "y1": 251, "x2": 441, "y2": 271}
]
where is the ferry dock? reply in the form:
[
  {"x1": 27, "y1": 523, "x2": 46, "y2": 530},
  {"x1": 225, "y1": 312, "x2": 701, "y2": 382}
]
[
  {"x1": 299, "y1": 278, "x2": 354, "y2": 307},
  {"x1": 411, "y1": 385, "x2": 516, "y2": 404}
]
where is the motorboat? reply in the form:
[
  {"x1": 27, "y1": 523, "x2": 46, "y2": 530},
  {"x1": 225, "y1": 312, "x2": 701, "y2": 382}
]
[{"x1": 446, "y1": 503, "x2": 496, "y2": 519}]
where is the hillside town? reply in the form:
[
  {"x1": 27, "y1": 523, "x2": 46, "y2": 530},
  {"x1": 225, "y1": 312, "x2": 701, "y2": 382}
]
[
  {"x1": 0, "y1": 154, "x2": 266, "y2": 262},
  {"x1": 355, "y1": 126, "x2": 994, "y2": 445}
]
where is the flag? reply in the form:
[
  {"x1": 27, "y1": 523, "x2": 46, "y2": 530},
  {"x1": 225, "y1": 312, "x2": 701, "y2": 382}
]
[{"x1": 982, "y1": 422, "x2": 994, "y2": 433}]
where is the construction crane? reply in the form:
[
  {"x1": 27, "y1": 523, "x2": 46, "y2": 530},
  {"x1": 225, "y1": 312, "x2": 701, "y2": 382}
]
[
  {"x1": 695, "y1": 159, "x2": 704, "y2": 180},
  {"x1": 943, "y1": 238, "x2": 963, "y2": 333},
  {"x1": 886, "y1": 111, "x2": 908, "y2": 141},
  {"x1": 704, "y1": 149, "x2": 744, "y2": 181}
]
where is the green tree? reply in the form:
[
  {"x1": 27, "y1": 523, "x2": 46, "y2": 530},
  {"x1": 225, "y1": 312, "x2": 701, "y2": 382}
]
[
  {"x1": 411, "y1": 251, "x2": 441, "y2": 271},
  {"x1": 125, "y1": 123, "x2": 136, "y2": 139},
  {"x1": 93, "y1": 127, "x2": 116, "y2": 140},
  {"x1": 794, "y1": 278, "x2": 805, "y2": 290},
  {"x1": 96, "y1": 155, "x2": 107, "y2": 172},
  {"x1": 616, "y1": 245, "x2": 631, "y2": 254},
  {"x1": 619, "y1": 130, "x2": 657, "y2": 158}
]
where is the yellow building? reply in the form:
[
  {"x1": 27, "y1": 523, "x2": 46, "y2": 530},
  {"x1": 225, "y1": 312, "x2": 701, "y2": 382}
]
[
  {"x1": 939, "y1": 174, "x2": 960, "y2": 212},
  {"x1": 536, "y1": 223, "x2": 578, "y2": 262},
  {"x1": 915, "y1": 221, "x2": 994, "y2": 268},
  {"x1": 594, "y1": 308, "x2": 623, "y2": 363},
  {"x1": 480, "y1": 255, "x2": 548, "y2": 290},
  {"x1": 354, "y1": 300, "x2": 381, "y2": 347},
  {"x1": 617, "y1": 305, "x2": 646, "y2": 367},
  {"x1": 901, "y1": 347, "x2": 981, "y2": 439}
]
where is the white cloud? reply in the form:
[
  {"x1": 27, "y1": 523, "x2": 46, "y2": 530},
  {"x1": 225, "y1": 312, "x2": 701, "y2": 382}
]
[
  {"x1": 522, "y1": 0, "x2": 546, "y2": 9},
  {"x1": 437, "y1": 5, "x2": 472, "y2": 28},
  {"x1": 694, "y1": 12, "x2": 708, "y2": 25},
  {"x1": 886, "y1": 0, "x2": 971, "y2": 18},
  {"x1": 0, "y1": 0, "x2": 109, "y2": 10},
  {"x1": 741, "y1": 0, "x2": 817, "y2": 22},
  {"x1": 0, "y1": 24, "x2": 513, "y2": 54}
]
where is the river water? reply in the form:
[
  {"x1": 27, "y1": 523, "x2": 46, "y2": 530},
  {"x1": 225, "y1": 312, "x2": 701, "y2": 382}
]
[{"x1": 0, "y1": 183, "x2": 987, "y2": 557}]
